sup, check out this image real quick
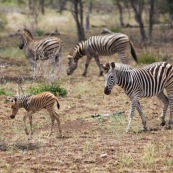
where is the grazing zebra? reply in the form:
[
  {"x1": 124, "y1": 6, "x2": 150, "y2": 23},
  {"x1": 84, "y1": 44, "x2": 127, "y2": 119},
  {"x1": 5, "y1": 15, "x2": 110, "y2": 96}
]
[
  {"x1": 67, "y1": 33, "x2": 137, "y2": 76},
  {"x1": 103, "y1": 61, "x2": 173, "y2": 132},
  {"x1": 10, "y1": 92, "x2": 62, "y2": 138},
  {"x1": 17, "y1": 28, "x2": 63, "y2": 79}
]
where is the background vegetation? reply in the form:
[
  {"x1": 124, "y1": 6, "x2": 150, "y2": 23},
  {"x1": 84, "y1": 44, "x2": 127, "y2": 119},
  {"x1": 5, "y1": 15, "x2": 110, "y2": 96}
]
[{"x1": 1, "y1": 0, "x2": 173, "y2": 172}]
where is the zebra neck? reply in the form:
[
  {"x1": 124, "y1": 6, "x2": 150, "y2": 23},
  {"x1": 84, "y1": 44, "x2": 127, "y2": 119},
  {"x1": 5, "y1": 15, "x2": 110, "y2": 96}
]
[
  {"x1": 73, "y1": 42, "x2": 86, "y2": 61},
  {"x1": 116, "y1": 70, "x2": 131, "y2": 89}
]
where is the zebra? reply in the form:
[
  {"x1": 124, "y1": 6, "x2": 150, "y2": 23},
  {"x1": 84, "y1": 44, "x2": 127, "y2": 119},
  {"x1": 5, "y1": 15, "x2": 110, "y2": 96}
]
[
  {"x1": 17, "y1": 28, "x2": 63, "y2": 79},
  {"x1": 67, "y1": 33, "x2": 137, "y2": 76},
  {"x1": 10, "y1": 92, "x2": 62, "y2": 138},
  {"x1": 102, "y1": 61, "x2": 173, "y2": 132}
]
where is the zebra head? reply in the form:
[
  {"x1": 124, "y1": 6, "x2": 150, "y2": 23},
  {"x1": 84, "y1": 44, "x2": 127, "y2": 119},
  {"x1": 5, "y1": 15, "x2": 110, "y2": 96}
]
[
  {"x1": 67, "y1": 55, "x2": 78, "y2": 75},
  {"x1": 10, "y1": 97, "x2": 20, "y2": 119},
  {"x1": 103, "y1": 62, "x2": 117, "y2": 95},
  {"x1": 17, "y1": 29, "x2": 33, "y2": 49}
]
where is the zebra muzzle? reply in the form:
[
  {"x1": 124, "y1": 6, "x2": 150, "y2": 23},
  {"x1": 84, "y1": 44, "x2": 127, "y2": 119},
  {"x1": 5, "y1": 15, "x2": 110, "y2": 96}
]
[
  {"x1": 104, "y1": 87, "x2": 111, "y2": 95},
  {"x1": 10, "y1": 115, "x2": 15, "y2": 119}
]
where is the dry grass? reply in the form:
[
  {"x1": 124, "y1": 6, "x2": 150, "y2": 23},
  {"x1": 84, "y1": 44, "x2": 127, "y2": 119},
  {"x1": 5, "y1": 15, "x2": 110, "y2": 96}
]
[{"x1": 1, "y1": 8, "x2": 173, "y2": 173}]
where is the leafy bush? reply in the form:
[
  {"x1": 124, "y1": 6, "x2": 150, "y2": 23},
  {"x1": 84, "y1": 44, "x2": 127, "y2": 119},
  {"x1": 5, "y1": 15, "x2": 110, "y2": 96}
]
[
  {"x1": 0, "y1": 89, "x2": 6, "y2": 95},
  {"x1": 110, "y1": 26, "x2": 122, "y2": 33},
  {"x1": 0, "y1": 12, "x2": 7, "y2": 30},
  {"x1": 28, "y1": 84, "x2": 67, "y2": 97},
  {"x1": 138, "y1": 54, "x2": 160, "y2": 64},
  {"x1": 35, "y1": 28, "x2": 45, "y2": 36}
]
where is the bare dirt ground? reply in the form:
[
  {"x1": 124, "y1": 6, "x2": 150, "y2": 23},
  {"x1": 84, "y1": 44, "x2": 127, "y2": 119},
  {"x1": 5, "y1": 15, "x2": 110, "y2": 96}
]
[{"x1": 0, "y1": 30, "x2": 173, "y2": 173}]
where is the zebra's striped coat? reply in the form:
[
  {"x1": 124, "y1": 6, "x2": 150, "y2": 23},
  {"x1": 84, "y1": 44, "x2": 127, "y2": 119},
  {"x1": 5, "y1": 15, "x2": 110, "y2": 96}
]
[
  {"x1": 103, "y1": 62, "x2": 173, "y2": 132},
  {"x1": 10, "y1": 92, "x2": 62, "y2": 138},
  {"x1": 67, "y1": 33, "x2": 137, "y2": 76},
  {"x1": 18, "y1": 29, "x2": 63, "y2": 78}
]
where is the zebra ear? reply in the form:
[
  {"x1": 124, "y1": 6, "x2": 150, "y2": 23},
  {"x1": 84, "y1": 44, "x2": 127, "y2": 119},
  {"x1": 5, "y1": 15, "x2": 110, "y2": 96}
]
[
  {"x1": 111, "y1": 62, "x2": 115, "y2": 69},
  {"x1": 102, "y1": 63, "x2": 110, "y2": 72},
  {"x1": 13, "y1": 97, "x2": 17, "y2": 102}
]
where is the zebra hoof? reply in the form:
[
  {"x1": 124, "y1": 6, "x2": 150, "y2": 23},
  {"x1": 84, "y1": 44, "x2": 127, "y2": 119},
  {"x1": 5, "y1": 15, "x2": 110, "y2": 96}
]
[
  {"x1": 82, "y1": 74, "x2": 87, "y2": 77},
  {"x1": 166, "y1": 125, "x2": 172, "y2": 130},
  {"x1": 99, "y1": 71, "x2": 103, "y2": 76},
  {"x1": 160, "y1": 121, "x2": 166, "y2": 126}
]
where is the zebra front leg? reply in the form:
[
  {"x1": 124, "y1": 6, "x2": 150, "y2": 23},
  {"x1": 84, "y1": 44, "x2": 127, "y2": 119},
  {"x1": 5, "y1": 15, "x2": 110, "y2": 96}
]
[
  {"x1": 28, "y1": 113, "x2": 33, "y2": 139},
  {"x1": 157, "y1": 91, "x2": 169, "y2": 126},
  {"x1": 118, "y1": 52, "x2": 128, "y2": 64},
  {"x1": 56, "y1": 53, "x2": 62, "y2": 80},
  {"x1": 83, "y1": 57, "x2": 92, "y2": 76},
  {"x1": 94, "y1": 55, "x2": 103, "y2": 76},
  {"x1": 23, "y1": 113, "x2": 29, "y2": 135},
  {"x1": 136, "y1": 101, "x2": 147, "y2": 131},
  {"x1": 29, "y1": 59, "x2": 37, "y2": 79},
  {"x1": 126, "y1": 98, "x2": 137, "y2": 132}
]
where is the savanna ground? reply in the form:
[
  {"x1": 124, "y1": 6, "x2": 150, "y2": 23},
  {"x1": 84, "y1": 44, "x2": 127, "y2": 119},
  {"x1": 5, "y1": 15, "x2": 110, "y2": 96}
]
[{"x1": 0, "y1": 6, "x2": 173, "y2": 173}]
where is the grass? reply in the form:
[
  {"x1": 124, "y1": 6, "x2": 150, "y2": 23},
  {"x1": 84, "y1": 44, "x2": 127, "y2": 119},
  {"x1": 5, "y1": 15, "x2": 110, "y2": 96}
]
[
  {"x1": 28, "y1": 83, "x2": 67, "y2": 97},
  {"x1": 138, "y1": 53, "x2": 160, "y2": 64}
]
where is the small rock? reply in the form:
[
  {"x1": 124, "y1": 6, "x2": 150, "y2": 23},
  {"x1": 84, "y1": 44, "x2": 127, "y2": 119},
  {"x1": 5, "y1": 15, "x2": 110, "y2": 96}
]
[{"x1": 100, "y1": 153, "x2": 108, "y2": 158}]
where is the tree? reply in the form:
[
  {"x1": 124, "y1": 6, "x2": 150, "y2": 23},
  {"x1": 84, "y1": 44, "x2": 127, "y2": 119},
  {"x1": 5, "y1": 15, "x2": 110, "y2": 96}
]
[{"x1": 130, "y1": 0, "x2": 147, "y2": 41}]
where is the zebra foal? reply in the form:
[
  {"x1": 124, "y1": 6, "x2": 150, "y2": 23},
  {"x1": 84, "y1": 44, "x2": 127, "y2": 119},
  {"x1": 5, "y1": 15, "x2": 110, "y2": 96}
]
[
  {"x1": 103, "y1": 61, "x2": 173, "y2": 132},
  {"x1": 67, "y1": 33, "x2": 137, "y2": 76},
  {"x1": 10, "y1": 92, "x2": 62, "y2": 138},
  {"x1": 17, "y1": 29, "x2": 63, "y2": 79}
]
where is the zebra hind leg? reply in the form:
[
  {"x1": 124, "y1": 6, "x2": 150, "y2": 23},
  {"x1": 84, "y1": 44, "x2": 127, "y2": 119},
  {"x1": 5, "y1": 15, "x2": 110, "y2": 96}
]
[
  {"x1": 167, "y1": 91, "x2": 173, "y2": 129},
  {"x1": 94, "y1": 56, "x2": 103, "y2": 76},
  {"x1": 48, "y1": 115, "x2": 55, "y2": 137},
  {"x1": 157, "y1": 91, "x2": 169, "y2": 126}
]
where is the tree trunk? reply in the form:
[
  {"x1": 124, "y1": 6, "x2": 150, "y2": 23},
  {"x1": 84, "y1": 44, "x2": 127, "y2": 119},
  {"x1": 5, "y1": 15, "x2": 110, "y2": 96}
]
[
  {"x1": 116, "y1": 0, "x2": 124, "y2": 27},
  {"x1": 73, "y1": 0, "x2": 85, "y2": 41},
  {"x1": 86, "y1": 0, "x2": 92, "y2": 32},
  {"x1": 149, "y1": 0, "x2": 155, "y2": 42},
  {"x1": 40, "y1": 0, "x2": 45, "y2": 15},
  {"x1": 130, "y1": 0, "x2": 147, "y2": 41}
]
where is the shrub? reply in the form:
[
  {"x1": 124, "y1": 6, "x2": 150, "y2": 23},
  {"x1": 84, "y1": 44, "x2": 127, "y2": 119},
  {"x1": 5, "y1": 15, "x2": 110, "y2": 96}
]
[
  {"x1": 35, "y1": 28, "x2": 45, "y2": 36},
  {"x1": 138, "y1": 53, "x2": 160, "y2": 64},
  {"x1": 28, "y1": 84, "x2": 67, "y2": 97},
  {"x1": 110, "y1": 26, "x2": 122, "y2": 33},
  {"x1": 0, "y1": 89, "x2": 6, "y2": 95},
  {"x1": 0, "y1": 12, "x2": 7, "y2": 30}
]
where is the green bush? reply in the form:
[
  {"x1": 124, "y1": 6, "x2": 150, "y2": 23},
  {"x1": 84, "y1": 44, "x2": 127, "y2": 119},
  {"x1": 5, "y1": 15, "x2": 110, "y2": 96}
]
[
  {"x1": 138, "y1": 54, "x2": 160, "y2": 64},
  {"x1": 110, "y1": 26, "x2": 122, "y2": 33},
  {"x1": 35, "y1": 28, "x2": 45, "y2": 36},
  {"x1": 0, "y1": 12, "x2": 7, "y2": 30},
  {"x1": 28, "y1": 84, "x2": 67, "y2": 97},
  {"x1": 0, "y1": 89, "x2": 6, "y2": 95}
]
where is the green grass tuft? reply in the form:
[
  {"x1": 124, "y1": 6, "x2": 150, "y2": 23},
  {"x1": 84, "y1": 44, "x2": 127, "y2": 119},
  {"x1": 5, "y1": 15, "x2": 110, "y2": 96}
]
[
  {"x1": 28, "y1": 84, "x2": 67, "y2": 97},
  {"x1": 138, "y1": 53, "x2": 160, "y2": 64}
]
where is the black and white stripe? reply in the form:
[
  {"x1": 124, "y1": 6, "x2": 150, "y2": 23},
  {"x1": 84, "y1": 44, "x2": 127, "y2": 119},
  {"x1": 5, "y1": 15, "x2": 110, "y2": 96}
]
[
  {"x1": 67, "y1": 33, "x2": 137, "y2": 76},
  {"x1": 103, "y1": 62, "x2": 173, "y2": 132},
  {"x1": 10, "y1": 92, "x2": 62, "y2": 138},
  {"x1": 18, "y1": 29, "x2": 63, "y2": 78}
]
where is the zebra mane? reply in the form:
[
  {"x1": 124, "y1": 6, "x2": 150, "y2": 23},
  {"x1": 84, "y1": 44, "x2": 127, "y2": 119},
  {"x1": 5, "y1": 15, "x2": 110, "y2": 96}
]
[
  {"x1": 69, "y1": 41, "x2": 85, "y2": 56},
  {"x1": 103, "y1": 62, "x2": 133, "y2": 72},
  {"x1": 23, "y1": 29, "x2": 33, "y2": 39},
  {"x1": 13, "y1": 94, "x2": 33, "y2": 102}
]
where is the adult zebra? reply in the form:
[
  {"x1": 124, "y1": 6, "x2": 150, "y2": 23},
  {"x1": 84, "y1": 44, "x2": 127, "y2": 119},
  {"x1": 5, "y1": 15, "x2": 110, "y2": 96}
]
[
  {"x1": 10, "y1": 92, "x2": 62, "y2": 139},
  {"x1": 67, "y1": 33, "x2": 137, "y2": 76},
  {"x1": 103, "y1": 61, "x2": 173, "y2": 132},
  {"x1": 17, "y1": 29, "x2": 63, "y2": 79}
]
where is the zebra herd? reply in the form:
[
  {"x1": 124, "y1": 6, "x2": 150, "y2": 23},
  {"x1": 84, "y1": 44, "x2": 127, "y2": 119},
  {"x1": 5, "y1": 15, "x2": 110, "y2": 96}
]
[{"x1": 10, "y1": 28, "x2": 173, "y2": 138}]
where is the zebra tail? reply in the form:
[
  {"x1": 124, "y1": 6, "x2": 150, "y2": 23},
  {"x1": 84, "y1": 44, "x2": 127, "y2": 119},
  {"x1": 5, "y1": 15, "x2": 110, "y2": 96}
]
[
  {"x1": 129, "y1": 41, "x2": 138, "y2": 63},
  {"x1": 55, "y1": 97, "x2": 60, "y2": 109}
]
